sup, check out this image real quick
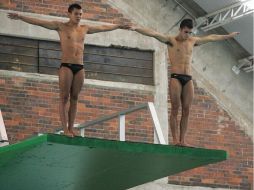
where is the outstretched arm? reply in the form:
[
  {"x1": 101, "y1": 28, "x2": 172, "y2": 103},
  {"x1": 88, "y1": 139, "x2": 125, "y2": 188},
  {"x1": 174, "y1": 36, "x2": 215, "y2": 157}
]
[
  {"x1": 7, "y1": 13, "x2": 61, "y2": 30},
  {"x1": 87, "y1": 24, "x2": 130, "y2": 34},
  {"x1": 131, "y1": 26, "x2": 173, "y2": 45},
  {"x1": 194, "y1": 32, "x2": 240, "y2": 45}
]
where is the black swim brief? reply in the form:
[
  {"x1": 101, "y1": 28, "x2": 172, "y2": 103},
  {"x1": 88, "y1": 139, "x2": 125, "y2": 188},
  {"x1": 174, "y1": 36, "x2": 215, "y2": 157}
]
[
  {"x1": 60, "y1": 63, "x2": 84, "y2": 75},
  {"x1": 171, "y1": 73, "x2": 192, "y2": 86}
]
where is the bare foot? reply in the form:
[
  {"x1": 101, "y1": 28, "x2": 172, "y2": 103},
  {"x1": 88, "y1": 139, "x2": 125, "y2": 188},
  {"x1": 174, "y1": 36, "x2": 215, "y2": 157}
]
[
  {"x1": 63, "y1": 129, "x2": 74, "y2": 137},
  {"x1": 69, "y1": 129, "x2": 79, "y2": 137},
  {"x1": 179, "y1": 141, "x2": 193, "y2": 147},
  {"x1": 172, "y1": 138, "x2": 180, "y2": 146}
]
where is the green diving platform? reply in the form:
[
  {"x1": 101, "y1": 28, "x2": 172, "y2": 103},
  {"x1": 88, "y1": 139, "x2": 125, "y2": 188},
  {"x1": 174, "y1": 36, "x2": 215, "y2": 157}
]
[{"x1": 0, "y1": 134, "x2": 227, "y2": 190}]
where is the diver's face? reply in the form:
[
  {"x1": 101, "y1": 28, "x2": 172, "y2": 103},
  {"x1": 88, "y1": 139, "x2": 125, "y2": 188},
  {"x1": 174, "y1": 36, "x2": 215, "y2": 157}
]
[
  {"x1": 180, "y1": 27, "x2": 193, "y2": 40},
  {"x1": 69, "y1": 8, "x2": 82, "y2": 24}
]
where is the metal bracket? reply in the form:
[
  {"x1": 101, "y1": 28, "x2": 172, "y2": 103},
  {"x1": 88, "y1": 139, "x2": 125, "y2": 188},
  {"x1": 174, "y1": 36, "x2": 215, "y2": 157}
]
[{"x1": 232, "y1": 56, "x2": 254, "y2": 74}]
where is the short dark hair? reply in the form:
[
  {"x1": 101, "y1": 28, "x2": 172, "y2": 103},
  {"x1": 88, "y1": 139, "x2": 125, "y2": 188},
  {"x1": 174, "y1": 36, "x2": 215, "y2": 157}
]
[
  {"x1": 68, "y1": 3, "x2": 82, "y2": 13},
  {"x1": 180, "y1": 19, "x2": 193, "y2": 29}
]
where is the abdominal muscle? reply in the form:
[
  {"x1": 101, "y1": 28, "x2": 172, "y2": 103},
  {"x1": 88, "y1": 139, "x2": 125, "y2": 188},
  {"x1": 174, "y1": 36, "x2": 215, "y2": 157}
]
[
  {"x1": 60, "y1": 42, "x2": 84, "y2": 64},
  {"x1": 170, "y1": 63, "x2": 192, "y2": 75},
  {"x1": 168, "y1": 47, "x2": 193, "y2": 75}
]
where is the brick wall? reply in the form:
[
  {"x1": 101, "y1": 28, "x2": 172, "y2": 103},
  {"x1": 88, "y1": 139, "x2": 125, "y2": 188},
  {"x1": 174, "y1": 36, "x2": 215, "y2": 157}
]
[
  {"x1": 0, "y1": 0, "x2": 253, "y2": 189},
  {"x1": 0, "y1": 0, "x2": 131, "y2": 24},
  {"x1": 168, "y1": 79, "x2": 253, "y2": 190}
]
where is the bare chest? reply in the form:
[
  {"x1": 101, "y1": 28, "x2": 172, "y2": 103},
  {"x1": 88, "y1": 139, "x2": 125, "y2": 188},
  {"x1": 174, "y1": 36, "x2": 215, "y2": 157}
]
[
  {"x1": 170, "y1": 41, "x2": 193, "y2": 55},
  {"x1": 59, "y1": 26, "x2": 86, "y2": 43}
]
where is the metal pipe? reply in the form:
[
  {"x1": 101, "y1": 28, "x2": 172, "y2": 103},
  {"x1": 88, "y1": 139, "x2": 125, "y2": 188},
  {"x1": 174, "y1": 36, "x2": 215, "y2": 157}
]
[{"x1": 77, "y1": 103, "x2": 148, "y2": 129}]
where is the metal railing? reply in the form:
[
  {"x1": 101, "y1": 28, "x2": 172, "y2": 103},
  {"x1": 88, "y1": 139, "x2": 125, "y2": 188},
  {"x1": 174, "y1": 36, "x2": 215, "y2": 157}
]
[
  {"x1": 0, "y1": 109, "x2": 9, "y2": 147},
  {"x1": 66, "y1": 102, "x2": 166, "y2": 145}
]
